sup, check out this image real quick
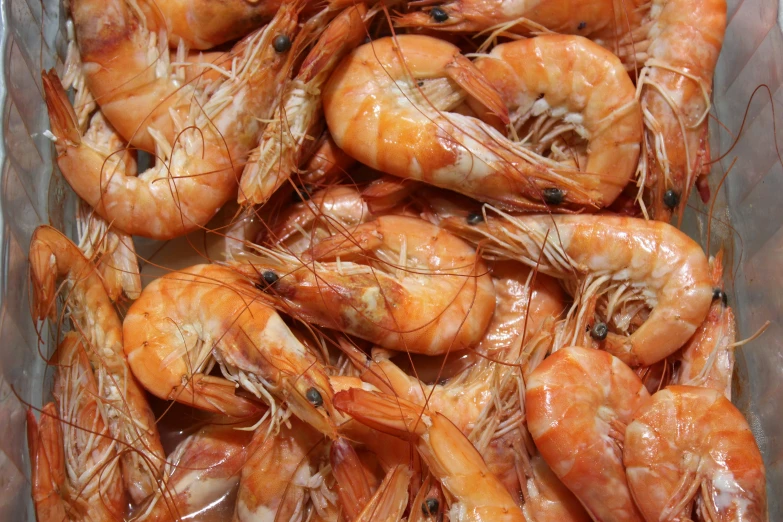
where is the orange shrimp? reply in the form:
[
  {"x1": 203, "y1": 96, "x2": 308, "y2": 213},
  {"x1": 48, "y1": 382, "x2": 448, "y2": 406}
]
[
  {"x1": 526, "y1": 346, "x2": 650, "y2": 521},
  {"x1": 27, "y1": 334, "x2": 126, "y2": 522},
  {"x1": 625, "y1": 385, "x2": 767, "y2": 521},
  {"x1": 123, "y1": 264, "x2": 337, "y2": 438},
  {"x1": 353, "y1": 464, "x2": 412, "y2": 522},
  {"x1": 235, "y1": 215, "x2": 496, "y2": 356},
  {"x1": 29, "y1": 226, "x2": 164, "y2": 503},
  {"x1": 45, "y1": 0, "x2": 304, "y2": 240},
  {"x1": 323, "y1": 34, "x2": 617, "y2": 211}
]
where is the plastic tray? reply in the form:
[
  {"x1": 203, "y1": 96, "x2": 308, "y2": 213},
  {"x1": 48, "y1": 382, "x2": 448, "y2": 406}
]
[{"x1": 0, "y1": 0, "x2": 780, "y2": 518}]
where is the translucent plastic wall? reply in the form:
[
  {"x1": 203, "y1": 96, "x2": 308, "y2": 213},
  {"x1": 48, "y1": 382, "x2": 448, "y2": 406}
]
[{"x1": 0, "y1": 0, "x2": 780, "y2": 518}]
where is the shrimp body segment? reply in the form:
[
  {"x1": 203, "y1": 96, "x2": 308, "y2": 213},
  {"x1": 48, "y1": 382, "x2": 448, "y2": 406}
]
[
  {"x1": 624, "y1": 385, "x2": 767, "y2": 521},
  {"x1": 45, "y1": 1, "x2": 304, "y2": 239},
  {"x1": 526, "y1": 346, "x2": 649, "y2": 521},
  {"x1": 444, "y1": 211, "x2": 712, "y2": 366},
  {"x1": 29, "y1": 226, "x2": 164, "y2": 503},
  {"x1": 471, "y1": 35, "x2": 642, "y2": 207},
  {"x1": 123, "y1": 264, "x2": 337, "y2": 438},
  {"x1": 334, "y1": 388, "x2": 526, "y2": 522},
  {"x1": 324, "y1": 35, "x2": 611, "y2": 211},
  {"x1": 241, "y1": 215, "x2": 496, "y2": 355}
]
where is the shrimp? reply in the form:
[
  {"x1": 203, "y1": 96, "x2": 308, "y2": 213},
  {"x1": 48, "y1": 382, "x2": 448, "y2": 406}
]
[
  {"x1": 44, "y1": 0, "x2": 304, "y2": 240},
  {"x1": 236, "y1": 215, "x2": 496, "y2": 355},
  {"x1": 122, "y1": 264, "x2": 338, "y2": 438},
  {"x1": 239, "y1": 4, "x2": 368, "y2": 206},
  {"x1": 624, "y1": 385, "x2": 767, "y2": 521},
  {"x1": 299, "y1": 132, "x2": 356, "y2": 187},
  {"x1": 631, "y1": 0, "x2": 726, "y2": 221},
  {"x1": 334, "y1": 388, "x2": 526, "y2": 521},
  {"x1": 441, "y1": 209, "x2": 713, "y2": 366},
  {"x1": 29, "y1": 226, "x2": 164, "y2": 503},
  {"x1": 234, "y1": 416, "x2": 325, "y2": 522},
  {"x1": 27, "y1": 334, "x2": 126, "y2": 522},
  {"x1": 354, "y1": 464, "x2": 412, "y2": 522},
  {"x1": 323, "y1": 35, "x2": 616, "y2": 211},
  {"x1": 526, "y1": 346, "x2": 649, "y2": 521},
  {"x1": 330, "y1": 438, "x2": 381, "y2": 520},
  {"x1": 674, "y1": 251, "x2": 737, "y2": 398},
  {"x1": 469, "y1": 35, "x2": 642, "y2": 207},
  {"x1": 521, "y1": 454, "x2": 592, "y2": 522},
  {"x1": 136, "y1": 421, "x2": 254, "y2": 521}
]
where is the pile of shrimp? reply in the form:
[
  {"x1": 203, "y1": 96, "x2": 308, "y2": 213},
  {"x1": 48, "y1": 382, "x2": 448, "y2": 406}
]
[{"x1": 25, "y1": 0, "x2": 770, "y2": 519}]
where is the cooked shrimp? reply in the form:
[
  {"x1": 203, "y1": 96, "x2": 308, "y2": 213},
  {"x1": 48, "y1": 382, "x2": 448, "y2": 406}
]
[
  {"x1": 29, "y1": 226, "x2": 164, "y2": 503},
  {"x1": 44, "y1": 1, "x2": 304, "y2": 240},
  {"x1": 331, "y1": 438, "x2": 379, "y2": 520},
  {"x1": 137, "y1": 421, "x2": 254, "y2": 521},
  {"x1": 239, "y1": 4, "x2": 368, "y2": 206},
  {"x1": 674, "y1": 250, "x2": 737, "y2": 398},
  {"x1": 27, "y1": 334, "x2": 126, "y2": 522},
  {"x1": 234, "y1": 416, "x2": 325, "y2": 522},
  {"x1": 324, "y1": 35, "x2": 616, "y2": 211},
  {"x1": 442, "y1": 209, "x2": 713, "y2": 366},
  {"x1": 267, "y1": 185, "x2": 371, "y2": 255},
  {"x1": 631, "y1": 0, "x2": 726, "y2": 221},
  {"x1": 299, "y1": 132, "x2": 356, "y2": 187},
  {"x1": 354, "y1": 464, "x2": 412, "y2": 522},
  {"x1": 526, "y1": 346, "x2": 649, "y2": 521},
  {"x1": 334, "y1": 388, "x2": 526, "y2": 521},
  {"x1": 469, "y1": 35, "x2": 642, "y2": 206},
  {"x1": 236, "y1": 215, "x2": 496, "y2": 355},
  {"x1": 521, "y1": 453, "x2": 592, "y2": 522},
  {"x1": 123, "y1": 264, "x2": 337, "y2": 438},
  {"x1": 625, "y1": 385, "x2": 767, "y2": 521}
]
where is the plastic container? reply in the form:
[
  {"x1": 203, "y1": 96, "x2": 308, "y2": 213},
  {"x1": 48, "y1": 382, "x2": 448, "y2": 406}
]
[{"x1": 0, "y1": 0, "x2": 780, "y2": 519}]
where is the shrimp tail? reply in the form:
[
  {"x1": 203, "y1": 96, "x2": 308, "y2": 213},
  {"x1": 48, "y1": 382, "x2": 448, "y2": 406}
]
[
  {"x1": 170, "y1": 374, "x2": 265, "y2": 419},
  {"x1": 334, "y1": 388, "x2": 428, "y2": 439},
  {"x1": 445, "y1": 54, "x2": 510, "y2": 125},
  {"x1": 29, "y1": 240, "x2": 58, "y2": 323},
  {"x1": 27, "y1": 404, "x2": 69, "y2": 522},
  {"x1": 354, "y1": 464, "x2": 413, "y2": 522},
  {"x1": 41, "y1": 69, "x2": 81, "y2": 147},
  {"x1": 331, "y1": 438, "x2": 375, "y2": 519}
]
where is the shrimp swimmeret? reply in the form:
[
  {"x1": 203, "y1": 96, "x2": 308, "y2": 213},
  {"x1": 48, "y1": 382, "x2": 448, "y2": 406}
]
[{"x1": 323, "y1": 34, "x2": 620, "y2": 211}]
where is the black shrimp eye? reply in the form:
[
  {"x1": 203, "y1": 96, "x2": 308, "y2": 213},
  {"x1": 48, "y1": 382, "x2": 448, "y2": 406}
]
[
  {"x1": 306, "y1": 387, "x2": 323, "y2": 407},
  {"x1": 466, "y1": 212, "x2": 484, "y2": 225},
  {"x1": 430, "y1": 6, "x2": 449, "y2": 22},
  {"x1": 273, "y1": 34, "x2": 291, "y2": 53},
  {"x1": 578, "y1": 21, "x2": 587, "y2": 30},
  {"x1": 713, "y1": 288, "x2": 728, "y2": 306},
  {"x1": 663, "y1": 189, "x2": 680, "y2": 209},
  {"x1": 259, "y1": 270, "x2": 279, "y2": 288},
  {"x1": 292, "y1": 184, "x2": 313, "y2": 203},
  {"x1": 543, "y1": 187, "x2": 565, "y2": 206},
  {"x1": 591, "y1": 322, "x2": 608, "y2": 341},
  {"x1": 422, "y1": 497, "x2": 440, "y2": 516}
]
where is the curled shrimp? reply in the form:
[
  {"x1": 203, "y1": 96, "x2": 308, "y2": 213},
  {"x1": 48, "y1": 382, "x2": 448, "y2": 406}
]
[
  {"x1": 44, "y1": 0, "x2": 304, "y2": 240},
  {"x1": 334, "y1": 388, "x2": 526, "y2": 521},
  {"x1": 237, "y1": 215, "x2": 496, "y2": 355},
  {"x1": 299, "y1": 132, "x2": 356, "y2": 187},
  {"x1": 470, "y1": 35, "x2": 642, "y2": 207},
  {"x1": 526, "y1": 346, "x2": 650, "y2": 521},
  {"x1": 123, "y1": 264, "x2": 338, "y2": 438},
  {"x1": 323, "y1": 34, "x2": 614, "y2": 211},
  {"x1": 625, "y1": 385, "x2": 767, "y2": 521},
  {"x1": 137, "y1": 420, "x2": 255, "y2": 521},
  {"x1": 27, "y1": 334, "x2": 126, "y2": 521},
  {"x1": 632, "y1": 0, "x2": 726, "y2": 220},
  {"x1": 29, "y1": 225, "x2": 164, "y2": 503},
  {"x1": 442, "y1": 209, "x2": 713, "y2": 366},
  {"x1": 234, "y1": 416, "x2": 325, "y2": 522},
  {"x1": 239, "y1": 4, "x2": 368, "y2": 206}
]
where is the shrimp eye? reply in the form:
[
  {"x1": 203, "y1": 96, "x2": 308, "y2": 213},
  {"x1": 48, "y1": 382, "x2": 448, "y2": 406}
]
[
  {"x1": 292, "y1": 184, "x2": 313, "y2": 203},
  {"x1": 466, "y1": 212, "x2": 484, "y2": 225},
  {"x1": 273, "y1": 34, "x2": 292, "y2": 53},
  {"x1": 663, "y1": 189, "x2": 680, "y2": 209},
  {"x1": 713, "y1": 288, "x2": 728, "y2": 306},
  {"x1": 306, "y1": 387, "x2": 323, "y2": 407},
  {"x1": 543, "y1": 187, "x2": 565, "y2": 205},
  {"x1": 578, "y1": 21, "x2": 587, "y2": 30},
  {"x1": 422, "y1": 498, "x2": 439, "y2": 515},
  {"x1": 430, "y1": 7, "x2": 449, "y2": 22},
  {"x1": 591, "y1": 322, "x2": 608, "y2": 341},
  {"x1": 257, "y1": 270, "x2": 279, "y2": 288}
]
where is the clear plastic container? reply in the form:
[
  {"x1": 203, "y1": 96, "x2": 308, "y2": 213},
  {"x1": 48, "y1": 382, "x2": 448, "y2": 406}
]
[{"x1": 0, "y1": 0, "x2": 780, "y2": 519}]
